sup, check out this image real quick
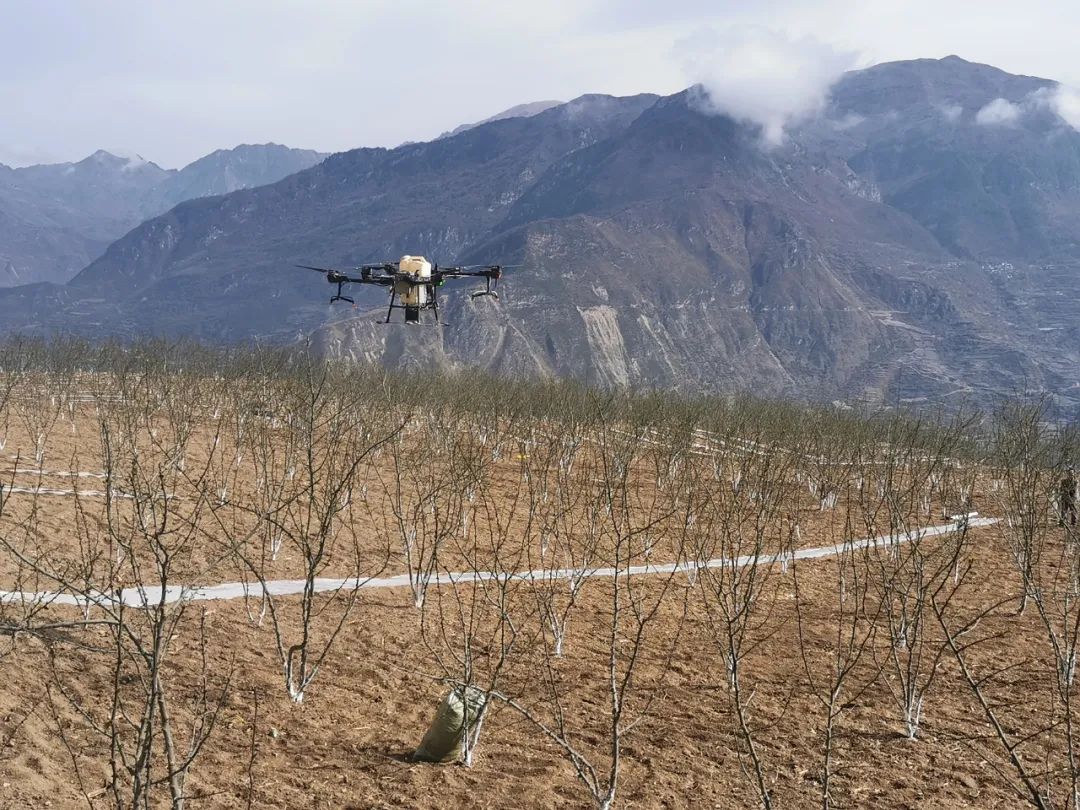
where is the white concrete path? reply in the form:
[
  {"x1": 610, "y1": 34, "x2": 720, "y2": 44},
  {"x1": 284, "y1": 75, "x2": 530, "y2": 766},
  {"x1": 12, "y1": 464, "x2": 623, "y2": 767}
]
[{"x1": 0, "y1": 516, "x2": 996, "y2": 611}]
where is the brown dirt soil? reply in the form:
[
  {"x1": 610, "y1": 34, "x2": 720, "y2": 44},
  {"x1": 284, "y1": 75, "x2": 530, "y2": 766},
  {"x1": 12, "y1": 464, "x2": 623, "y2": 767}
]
[{"x1": 0, "y1": 393, "x2": 1068, "y2": 808}]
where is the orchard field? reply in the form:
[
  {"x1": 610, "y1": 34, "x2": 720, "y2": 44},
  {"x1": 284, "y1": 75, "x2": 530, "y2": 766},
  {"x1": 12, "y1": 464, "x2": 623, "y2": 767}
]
[{"x1": 0, "y1": 340, "x2": 1076, "y2": 809}]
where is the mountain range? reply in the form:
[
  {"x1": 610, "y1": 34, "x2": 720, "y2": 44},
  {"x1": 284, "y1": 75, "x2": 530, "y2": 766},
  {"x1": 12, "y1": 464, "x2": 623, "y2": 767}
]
[
  {"x1": 0, "y1": 144, "x2": 326, "y2": 286},
  {"x1": 1, "y1": 56, "x2": 1078, "y2": 410}
]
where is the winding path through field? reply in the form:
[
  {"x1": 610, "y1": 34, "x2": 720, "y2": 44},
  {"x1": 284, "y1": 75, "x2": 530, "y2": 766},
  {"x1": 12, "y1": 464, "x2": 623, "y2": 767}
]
[{"x1": 0, "y1": 516, "x2": 998, "y2": 610}]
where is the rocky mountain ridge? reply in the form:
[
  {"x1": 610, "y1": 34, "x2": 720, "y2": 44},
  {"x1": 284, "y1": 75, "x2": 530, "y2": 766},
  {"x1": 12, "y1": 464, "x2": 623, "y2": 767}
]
[
  {"x1": 1, "y1": 57, "x2": 1077, "y2": 411},
  {"x1": 438, "y1": 100, "x2": 565, "y2": 139},
  {"x1": 0, "y1": 143, "x2": 326, "y2": 286}
]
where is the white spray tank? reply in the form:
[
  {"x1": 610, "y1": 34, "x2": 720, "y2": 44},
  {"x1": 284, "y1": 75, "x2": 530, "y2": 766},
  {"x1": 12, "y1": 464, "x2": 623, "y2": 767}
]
[{"x1": 397, "y1": 255, "x2": 431, "y2": 310}]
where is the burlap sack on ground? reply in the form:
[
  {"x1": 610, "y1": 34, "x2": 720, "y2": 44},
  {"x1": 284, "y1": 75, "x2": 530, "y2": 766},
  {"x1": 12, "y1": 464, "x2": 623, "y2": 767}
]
[{"x1": 412, "y1": 686, "x2": 487, "y2": 763}]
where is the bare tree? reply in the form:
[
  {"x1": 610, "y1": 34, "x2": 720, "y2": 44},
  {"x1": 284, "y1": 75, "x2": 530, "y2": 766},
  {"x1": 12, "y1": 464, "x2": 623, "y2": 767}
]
[
  {"x1": 496, "y1": 409, "x2": 686, "y2": 809},
  {"x1": 935, "y1": 402, "x2": 1080, "y2": 808},
  {"x1": 691, "y1": 421, "x2": 799, "y2": 809},
  {"x1": 2, "y1": 369, "x2": 232, "y2": 808},
  {"x1": 212, "y1": 360, "x2": 403, "y2": 703},
  {"x1": 862, "y1": 414, "x2": 976, "y2": 740},
  {"x1": 792, "y1": 420, "x2": 888, "y2": 809},
  {"x1": 417, "y1": 406, "x2": 537, "y2": 765}
]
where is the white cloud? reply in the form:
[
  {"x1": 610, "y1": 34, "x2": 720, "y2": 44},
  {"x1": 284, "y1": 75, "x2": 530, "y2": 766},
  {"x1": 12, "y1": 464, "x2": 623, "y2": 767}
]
[
  {"x1": 7, "y1": 1, "x2": 1080, "y2": 167},
  {"x1": 1051, "y1": 87, "x2": 1080, "y2": 129},
  {"x1": 938, "y1": 103, "x2": 963, "y2": 122},
  {"x1": 676, "y1": 25, "x2": 857, "y2": 146},
  {"x1": 975, "y1": 97, "x2": 1022, "y2": 126},
  {"x1": 832, "y1": 112, "x2": 865, "y2": 130},
  {"x1": 1029, "y1": 84, "x2": 1080, "y2": 130}
]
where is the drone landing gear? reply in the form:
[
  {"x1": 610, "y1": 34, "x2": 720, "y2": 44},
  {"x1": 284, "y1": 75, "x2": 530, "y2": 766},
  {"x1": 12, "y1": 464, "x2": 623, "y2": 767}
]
[
  {"x1": 330, "y1": 280, "x2": 354, "y2": 304},
  {"x1": 470, "y1": 273, "x2": 500, "y2": 299},
  {"x1": 381, "y1": 285, "x2": 445, "y2": 324},
  {"x1": 384, "y1": 288, "x2": 397, "y2": 323}
]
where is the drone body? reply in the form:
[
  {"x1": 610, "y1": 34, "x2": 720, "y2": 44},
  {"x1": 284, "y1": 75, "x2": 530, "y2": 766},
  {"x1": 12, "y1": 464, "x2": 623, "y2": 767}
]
[{"x1": 298, "y1": 254, "x2": 504, "y2": 324}]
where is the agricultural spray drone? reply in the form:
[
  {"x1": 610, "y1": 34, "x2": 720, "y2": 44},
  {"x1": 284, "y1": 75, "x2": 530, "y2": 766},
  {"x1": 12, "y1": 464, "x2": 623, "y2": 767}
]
[{"x1": 297, "y1": 255, "x2": 506, "y2": 324}]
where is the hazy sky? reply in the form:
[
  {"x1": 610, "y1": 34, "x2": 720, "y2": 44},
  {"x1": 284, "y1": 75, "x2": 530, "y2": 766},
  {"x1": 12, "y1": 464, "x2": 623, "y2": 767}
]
[{"x1": 3, "y1": 0, "x2": 1080, "y2": 168}]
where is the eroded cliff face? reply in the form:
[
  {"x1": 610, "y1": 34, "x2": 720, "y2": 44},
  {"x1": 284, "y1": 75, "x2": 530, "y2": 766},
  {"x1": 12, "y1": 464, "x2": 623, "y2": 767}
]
[{"x1": 3, "y1": 58, "x2": 1079, "y2": 410}]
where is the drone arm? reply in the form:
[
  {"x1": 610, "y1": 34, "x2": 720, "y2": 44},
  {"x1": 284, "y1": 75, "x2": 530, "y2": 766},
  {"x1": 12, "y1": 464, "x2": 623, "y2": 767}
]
[
  {"x1": 434, "y1": 266, "x2": 502, "y2": 280},
  {"x1": 344, "y1": 273, "x2": 393, "y2": 286},
  {"x1": 335, "y1": 265, "x2": 396, "y2": 285},
  {"x1": 433, "y1": 265, "x2": 503, "y2": 298},
  {"x1": 297, "y1": 264, "x2": 382, "y2": 283}
]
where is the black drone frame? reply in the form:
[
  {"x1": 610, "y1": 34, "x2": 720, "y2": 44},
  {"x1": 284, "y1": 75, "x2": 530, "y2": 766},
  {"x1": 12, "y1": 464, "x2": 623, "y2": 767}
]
[{"x1": 297, "y1": 261, "x2": 505, "y2": 323}]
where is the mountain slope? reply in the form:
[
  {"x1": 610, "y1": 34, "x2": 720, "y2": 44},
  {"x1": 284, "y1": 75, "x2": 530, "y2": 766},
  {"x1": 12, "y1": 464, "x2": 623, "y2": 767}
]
[
  {"x1": 45, "y1": 93, "x2": 659, "y2": 341},
  {"x1": 2, "y1": 58, "x2": 1078, "y2": 409},
  {"x1": 152, "y1": 144, "x2": 328, "y2": 210},
  {"x1": 0, "y1": 144, "x2": 327, "y2": 286},
  {"x1": 0, "y1": 151, "x2": 169, "y2": 285},
  {"x1": 812, "y1": 56, "x2": 1080, "y2": 260}
]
